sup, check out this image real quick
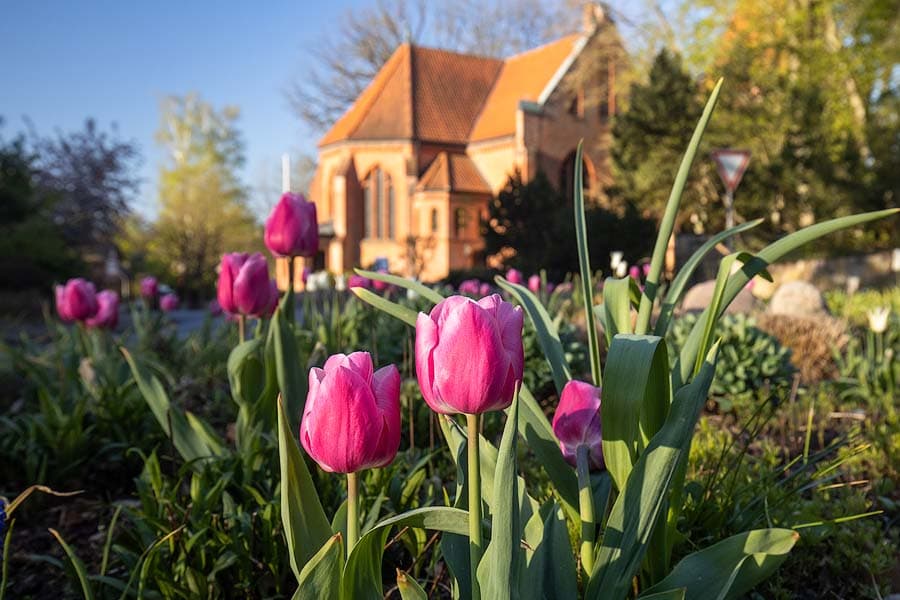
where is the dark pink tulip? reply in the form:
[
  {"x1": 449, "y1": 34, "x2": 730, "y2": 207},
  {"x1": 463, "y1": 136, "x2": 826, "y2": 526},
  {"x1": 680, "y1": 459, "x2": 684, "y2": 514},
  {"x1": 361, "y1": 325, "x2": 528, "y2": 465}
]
[
  {"x1": 217, "y1": 253, "x2": 249, "y2": 314},
  {"x1": 552, "y1": 380, "x2": 603, "y2": 470},
  {"x1": 140, "y1": 276, "x2": 158, "y2": 300},
  {"x1": 506, "y1": 268, "x2": 523, "y2": 285},
  {"x1": 262, "y1": 279, "x2": 280, "y2": 318},
  {"x1": 372, "y1": 269, "x2": 389, "y2": 292},
  {"x1": 415, "y1": 294, "x2": 524, "y2": 415},
  {"x1": 479, "y1": 283, "x2": 491, "y2": 298},
  {"x1": 233, "y1": 253, "x2": 273, "y2": 317},
  {"x1": 160, "y1": 293, "x2": 179, "y2": 311},
  {"x1": 55, "y1": 278, "x2": 98, "y2": 322},
  {"x1": 528, "y1": 274, "x2": 541, "y2": 294},
  {"x1": 348, "y1": 274, "x2": 371, "y2": 289},
  {"x1": 628, "y1": 265, "x2": 640, "y2": 280},
  {"x1": 642, "y1": 263, "x2": 651, "y2": 277},
  {"x1": 458, "y1": 279, "x2": 480, "y2": 296},
  {"x1": 264, "y1": 192, "x2": 318, "y2": 258},
  {"x1": 301, "y1": 352, "x2": 401, "y2": 473},
  {"x1": 86, "y1": 290, "x2": 119, "y2": 329}
]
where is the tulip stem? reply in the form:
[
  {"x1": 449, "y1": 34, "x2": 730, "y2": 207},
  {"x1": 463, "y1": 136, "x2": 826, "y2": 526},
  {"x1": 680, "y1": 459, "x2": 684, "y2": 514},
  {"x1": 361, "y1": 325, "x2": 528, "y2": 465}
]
[
  {"x1": 286, "y1": 256, "x2": 295, "y2": 323},
  {"x1": 576, "y1": 444, "x2": 596, "y2": 576},
  {"x1": 347, "y1": 471, "x2": 359, "y2": 556},
  {"x1": 466, "y1": 413, "x2": 482, "y2": 599},
  {"x1": 238, "y1": 315, "x2": 246, "y2": 343}
]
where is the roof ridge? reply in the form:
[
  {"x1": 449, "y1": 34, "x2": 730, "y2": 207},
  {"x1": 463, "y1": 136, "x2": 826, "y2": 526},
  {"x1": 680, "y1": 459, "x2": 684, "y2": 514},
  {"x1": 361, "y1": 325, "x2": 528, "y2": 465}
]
[
  {"x1": 503, "y1": 32, "x2": 582, "y2": 62},
  {"x1": 348, "y1": 44, "x2": 410, "y2": 140}
]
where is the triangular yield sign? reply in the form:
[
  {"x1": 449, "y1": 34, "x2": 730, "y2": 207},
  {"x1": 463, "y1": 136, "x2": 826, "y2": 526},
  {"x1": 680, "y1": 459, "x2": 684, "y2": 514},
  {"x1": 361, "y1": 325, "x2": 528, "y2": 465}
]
[{"x1": 711, "y1": 149, "x2": 751, "y2": 193}]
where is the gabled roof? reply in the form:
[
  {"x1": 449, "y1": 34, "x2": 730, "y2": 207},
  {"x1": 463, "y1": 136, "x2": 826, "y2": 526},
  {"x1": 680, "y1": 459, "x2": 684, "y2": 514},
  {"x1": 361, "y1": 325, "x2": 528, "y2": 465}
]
[
  {"x1": 417, "y1": 152, "x2": 492, "y2": 194},
  {"x1": 318, "y1": 34, "x2": 584, "y2": 147}
]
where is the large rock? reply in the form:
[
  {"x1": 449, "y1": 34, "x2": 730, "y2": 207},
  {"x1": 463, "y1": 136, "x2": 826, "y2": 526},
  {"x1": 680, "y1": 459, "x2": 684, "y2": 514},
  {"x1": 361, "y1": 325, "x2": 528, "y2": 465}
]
[
  {"x1": 681, "y1": 280, "x2": 757, "y2": 315},
  {"x1": 767, "y1": 281, "x2": 827, "y2": 317}
]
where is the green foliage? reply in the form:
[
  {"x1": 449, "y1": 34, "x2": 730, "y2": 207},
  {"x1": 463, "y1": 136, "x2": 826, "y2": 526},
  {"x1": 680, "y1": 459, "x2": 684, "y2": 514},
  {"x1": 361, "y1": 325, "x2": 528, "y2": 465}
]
[
  {"x1": 669, "y1": 314, "x2": 795, "y2": 410},
  {"x1": 825, "y1": 287, "x2": 900, "y2": 328}
]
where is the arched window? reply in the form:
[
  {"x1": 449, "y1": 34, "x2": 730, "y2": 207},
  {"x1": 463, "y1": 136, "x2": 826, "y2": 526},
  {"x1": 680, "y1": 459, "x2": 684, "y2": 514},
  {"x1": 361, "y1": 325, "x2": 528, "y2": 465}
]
[
  {"x1": 454, "y1": 208, "x2": 468, "y2": 239},
  {"x1": 559, "y1": 151, "x2": 591, "y2": 203},
  {"x1": 362, "y1": 167, "x2": 395, "y2": 240}
]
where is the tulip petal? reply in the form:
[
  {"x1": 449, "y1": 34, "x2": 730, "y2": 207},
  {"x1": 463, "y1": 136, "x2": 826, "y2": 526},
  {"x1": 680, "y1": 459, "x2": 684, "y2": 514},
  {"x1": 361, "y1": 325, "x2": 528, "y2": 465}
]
[
  {"x1": 415, "y1": 312, "x2": 456, "y2": 414},
  {"x1": 371, "y1": 365, "x2": 401, "y2": 466}
]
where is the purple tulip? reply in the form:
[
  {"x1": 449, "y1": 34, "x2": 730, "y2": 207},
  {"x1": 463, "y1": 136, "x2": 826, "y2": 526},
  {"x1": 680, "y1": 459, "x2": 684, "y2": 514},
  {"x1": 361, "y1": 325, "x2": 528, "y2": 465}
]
[
  {"x1": 160, "y1": 293, "x2": 179, "y2": 312},
  {"x1": 217, "y1": 252, "x2": 273, "y2": 317},
  {"x1": 264, "y1": 192, "x2": 318, "y2": 258},
  {"x1": 348, "y1": 274, "x2": 371, "y2": 289},
  {"x1": 479, "y1": 283, "x2": 491, "y2": 298},
  {"x1": 86, "y1": 290, "x2": 119, "y2": 329},
  {"x1": 642, "y1": 263, "x2": 651, "y2": 278},
  {"x1": 628, "y1": 265, "x2": 640, "y2": 281},
  {"x1": 458, "y1": 279, "x2": 481, "y2": 296},
  {"x1": 55, "y1": 278, "x2": 99, "y2": 322},
  {"x1": 552, "y1": 380, "x2": 603, "y2": 470},
  {"x1": 301, "y1": 352, "x2": 401, "y2": 473},
  {"x1": 262, "y1": 279, "x2": 280, "y2": 318},
  {"x1": 372, "y1": 269, "x2": 390, "y2": 292},
  {"x1": 140, "y1": 276, "x2": 158, "y2": 300},
  {"x1": 506, "y1": 268, "x2": 523, "y2": 285},
  {"x1": 528, "y1": 274, "x2": 541, "y2": 294},
  {"x1": 415, "y1": 294, "x2": 524, "y2": 415}
]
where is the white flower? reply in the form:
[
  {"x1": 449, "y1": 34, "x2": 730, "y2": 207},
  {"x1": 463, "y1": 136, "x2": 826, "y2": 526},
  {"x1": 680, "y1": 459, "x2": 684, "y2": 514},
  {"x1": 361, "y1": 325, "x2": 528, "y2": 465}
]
[{"x1": 867, "y1": 306, "x2": 890, "y2": 334}]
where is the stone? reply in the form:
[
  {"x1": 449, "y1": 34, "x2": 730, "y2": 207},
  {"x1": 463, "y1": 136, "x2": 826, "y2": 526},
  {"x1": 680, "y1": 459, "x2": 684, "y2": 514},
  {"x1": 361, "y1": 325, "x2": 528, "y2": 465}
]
[
  {"x1": 767, "y1": 281, "x2": 827, "y2": 317},
  {"x1": 681, "y1": 280, "x2": 757, "y2": 315}
]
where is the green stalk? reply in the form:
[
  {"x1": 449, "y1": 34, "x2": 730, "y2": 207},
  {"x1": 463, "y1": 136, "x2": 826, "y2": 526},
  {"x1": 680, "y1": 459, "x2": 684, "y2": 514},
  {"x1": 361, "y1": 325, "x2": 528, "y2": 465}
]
[
  {"x1": 466, "y1": 413, "x2": 483, "y2": 599},
  {"x1": 238, "y1": 314, "x2": 246, "y2": 343},
  {"x1": 347, "y1": 471, "x2": 359, "y2": 557},
  {"x1": 286, "y1": 256, "x2": 296, "y2": 323},
  {"x1": 576, "y1": 444, "x2": 596, "y2": 576}
]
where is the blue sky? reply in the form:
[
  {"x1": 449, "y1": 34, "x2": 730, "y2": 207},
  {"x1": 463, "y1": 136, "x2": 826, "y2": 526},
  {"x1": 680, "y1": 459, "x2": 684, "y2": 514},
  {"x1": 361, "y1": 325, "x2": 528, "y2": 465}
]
[{"x1": 1, "y1": 0, "x2": 360, "y2": 218}]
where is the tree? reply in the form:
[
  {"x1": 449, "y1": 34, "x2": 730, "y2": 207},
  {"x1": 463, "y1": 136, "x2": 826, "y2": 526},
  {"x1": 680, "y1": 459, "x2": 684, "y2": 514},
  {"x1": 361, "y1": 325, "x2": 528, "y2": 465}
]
[
  {"x1": 151, "y1": 95, "x2": 261, "y2": 301},
  {"x1": 31, "y1": 119, "x2": 140, "y2": 258}
]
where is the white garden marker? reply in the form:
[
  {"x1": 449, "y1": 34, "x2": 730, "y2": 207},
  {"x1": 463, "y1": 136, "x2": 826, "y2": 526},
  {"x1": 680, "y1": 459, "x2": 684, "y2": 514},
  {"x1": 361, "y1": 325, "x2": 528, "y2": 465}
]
[{"x1": 711, "y1": 149, "x2": 751, "y2": 246}]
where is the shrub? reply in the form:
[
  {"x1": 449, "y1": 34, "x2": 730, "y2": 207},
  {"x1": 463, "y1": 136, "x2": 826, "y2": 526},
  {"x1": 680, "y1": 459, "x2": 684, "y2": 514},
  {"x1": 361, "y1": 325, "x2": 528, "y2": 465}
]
[
  {"x1": 756, "y1": 313, "x2": 848, "y2": 384},
  {"x1": 824, "y1": 286, "x2": 900, "y2": 328}
]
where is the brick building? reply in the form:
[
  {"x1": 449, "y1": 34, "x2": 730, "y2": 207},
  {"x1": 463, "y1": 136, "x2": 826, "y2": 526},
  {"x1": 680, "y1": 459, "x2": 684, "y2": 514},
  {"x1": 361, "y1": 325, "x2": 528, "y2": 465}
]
[{"x1": 299, "y1": 4, "x2": 623, "y2": 282}]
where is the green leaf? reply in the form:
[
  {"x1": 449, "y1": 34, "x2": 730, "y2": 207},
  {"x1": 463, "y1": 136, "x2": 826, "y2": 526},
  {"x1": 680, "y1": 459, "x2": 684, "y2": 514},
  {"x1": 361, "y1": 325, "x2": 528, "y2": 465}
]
[
  {"x1": 641, "y1": 529, "x2": 798, "y2": 600},
  {"x1": 272, "y1": 307, "x2": 307, "y2": 433},
  {"x1": 600, "y1": 277, "x2": 636, "y2": 346},
  {"x1": 601, "y1": 335, "x2": 671, "y2": 492},
  {"x1": 673, "y1": 208, "x2": 899, "y2": 389},
  {"x1": 49, "y1": 528, "x2": 94, "y2": 600},
  {"x1": 341, "y1": 507, "x2": 469, "y2": 600},
  {"x1": 587, "y1": 348, "x2": 718, "y2": 600},
  {"x1": 277, "y1": 397, "x2": 332, "y2": 581},
  {"x1": 293, "y1": 533, "x2": 344, "y2": 600},
  {"x1": 522, "y1": 501, "x2": 578, "y2": 600},
  {"x1": 653, "y1": 219, "x2": 763, "y2": 336},
  {"x1": 396, "y1": 570, "x2": 429, "y2": 600},
  {"x1": 226, "y1": 338, "x2": 265, "y2": 408},
  {"x1": 354, "y1": 268, "x2": 445, "y2": 304},
  {"x1": 635, "y1": 78, "x2": 723, "y2": 334},
  {"x1": 477, "y1": 391, "x2": 522, "y2": 600},
  {"x1": 573, "y1": 140, "x2": 602, "y2": 386},
  {"x1": 496, "y1": 277, "x2": 572, "y2": 392},
  {"x1": 350, "y1": 287, "x2": 418, "y2": 326},
  {"x1": 638, "y1": 590, "x2": 686, "y2": 600}
]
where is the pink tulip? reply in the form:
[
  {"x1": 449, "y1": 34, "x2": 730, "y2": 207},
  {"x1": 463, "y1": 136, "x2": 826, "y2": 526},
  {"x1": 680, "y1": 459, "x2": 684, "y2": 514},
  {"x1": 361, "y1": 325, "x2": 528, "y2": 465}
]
[
  {"x1": 372, "y1": 269, "x2": 389, "y2": 292},
  {"x1": 86, "y1": 290, "x2": 119, "y2": 329},
  {"x1": 552, "y1": 380, "x2": 603, "y2": 470},
  {"x1": 217, "y1": 252, "x2": 273, "y2": 317},
  {"x1": 629, "y1": 265, "x2": 640, "y2": 280},
  {"x1": 301, "y1": 352, "x2": 401, "y2": 473},
  {"x1": 458, "y1": 279, "x2": 481, "y2": 296},
  {"x1": 416, "y1": 294, "x2": 524, "y2": 415},
  {"x1": 218, "y1": 253, "x2": 248, "y2": 313},
  {"x1": 262, "y1": 279, "x2": 280, "y2": 318},
  {"x1": 160, "y1": 293, "x2": 179, "y2": 311},
  {"x1": 140, "y1": 276, "x2": 158, "y2": 300},
  {"x1": 528, "y1": 274, "x2": 541, "y2": 294},
  {"x1": 348, "y1": 274, "x2": 371, "y2": 289},
  {"x1": 506, "y1": 268, "x2": 523, "y2": 285},
  {"x1": 264, "y1": 192, "x2": 318, "y2": 258},
  {"x1": 642, "y1": 263, "x2": 651, "y2": 277},
  {"x1": 479, "y1": 283, "x2": 491, "y2": 298},
  {"x1": 55, "y1": 278, "x2": 98, "y2": 322}
]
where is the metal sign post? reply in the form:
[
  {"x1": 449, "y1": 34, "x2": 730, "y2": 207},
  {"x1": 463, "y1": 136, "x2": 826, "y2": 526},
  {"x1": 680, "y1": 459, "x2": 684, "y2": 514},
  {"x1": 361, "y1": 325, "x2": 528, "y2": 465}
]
[{"x1": 711, "y1": 149, "x2": 751, "y2": 247}]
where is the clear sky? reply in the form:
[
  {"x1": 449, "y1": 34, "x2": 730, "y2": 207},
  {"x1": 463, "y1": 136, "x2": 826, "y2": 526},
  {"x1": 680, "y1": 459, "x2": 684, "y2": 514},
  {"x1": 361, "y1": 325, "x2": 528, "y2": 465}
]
[{"x1": 0, "y1": 0, "x2": 361, "y2": 218}]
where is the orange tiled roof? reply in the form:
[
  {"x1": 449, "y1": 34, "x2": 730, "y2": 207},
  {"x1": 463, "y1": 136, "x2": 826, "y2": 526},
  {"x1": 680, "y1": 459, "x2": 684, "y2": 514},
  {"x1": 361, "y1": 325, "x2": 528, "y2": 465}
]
[
  {"x1": 417, "y1": 152, "x2": 492, "y2": 194},
  {"x1": 318, "y1": 34, "x2": 582, "y2": 147}
]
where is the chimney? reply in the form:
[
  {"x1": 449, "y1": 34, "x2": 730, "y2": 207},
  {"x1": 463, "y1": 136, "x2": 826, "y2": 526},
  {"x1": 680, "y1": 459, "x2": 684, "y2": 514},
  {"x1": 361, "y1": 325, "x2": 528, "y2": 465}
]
[{"x1": 582, "y1": 2, "x2": 605, "y2": 33}]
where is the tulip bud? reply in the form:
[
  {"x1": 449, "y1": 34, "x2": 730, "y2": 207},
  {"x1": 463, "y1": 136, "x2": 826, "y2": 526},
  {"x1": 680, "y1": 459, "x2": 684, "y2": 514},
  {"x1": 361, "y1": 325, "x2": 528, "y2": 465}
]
[
  {"x1": 55, "y1": 278, "x2": 99, "y2": 322},
  {"x1": 301, "y1": 352, "x2": 401, "y2": 473},
  {"x1": 160, "y1": 293, "x2": 179, "y2": 312},
  {"x1": 372, "y1": 269, "x2": 389, "y2": 292},
  {"x1": 552, "y1": 380, "x2": 603, "y2": 470},
  {"x1": 348, "y1": 274, "x2": 371, "y2": 289},
  {"x1": 629, "y1": 265, "x2": 640, "y2": 280},
  {"x1": 528, "y1": 274, "x2": 541, "y2": 294},
  {"x1": 415, "y1": 294, "x2": 523, "y2": 415},
  {"x1": 479, "y1": 283, "x2": 491, "y2": 298},
  {"x1": 140, "y1": 276, "x2": 159, "y2": 300},
  {"x1": 458, "y1": 279, "x2": 480, "y2": 296},
  {"x1": 506, "y1": 268, "x2": 523, "y2": 285},
  {"x1": 262, "y1": 279, "x2": 280, "y2": 318},
  {"x1": 217, "y1": 252, "x2": 274, "y2": 317},
  {"x1": 86, "y1": 290, "x2": 119, "y2": 330},
  {"x1": 264, "y1": 192, "x2": 318, "y2": 258},
  {"x1": 642, "y1": 263, "x2": 651, "y2": 278}
]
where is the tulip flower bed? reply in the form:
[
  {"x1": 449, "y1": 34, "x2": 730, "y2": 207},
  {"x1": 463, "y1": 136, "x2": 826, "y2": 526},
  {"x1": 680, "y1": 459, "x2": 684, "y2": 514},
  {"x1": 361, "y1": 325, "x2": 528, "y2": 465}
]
[{"x1": 2, "y1": 83, "x2": 899, "y2": 599}]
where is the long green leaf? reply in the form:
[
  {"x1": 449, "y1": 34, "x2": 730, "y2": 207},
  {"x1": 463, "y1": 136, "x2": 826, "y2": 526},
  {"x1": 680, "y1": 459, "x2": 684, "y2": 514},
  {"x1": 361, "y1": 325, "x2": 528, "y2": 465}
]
[
  {"x1": 277, "y1": 397, "x2": 332, "y2": 580},
  {"x1": 396, "y1": 570, "x2": 429, "y2": 600},
  {"x1": 653, "y1": 219, "x2": 763, "y2": 336},
  {"x1": 226, "y1": 338, "x2": 265, "y2": 408},
  {"x1": 522, "y1": 501, "x2": 579, "y2": 600},
  {"x1": 587, "y1": 347, "x2": 717, "y2": 600},
  {"x1": 350, "y1": 287, "x2": 418, "y2": 326},
  {"x1": 341, "y1": 507, "x2": 469, "y2": 600},
  {"x1": 49, "y1": 528, "x2": 94, "y2": 600},
  {"x1": 573, "y1": 140, "x2": 602, "y2": 386},
  {"x1": 354, "y1": 268, "x2": 445, "y2": 304},
  {"x1": 674, "y1": 208, "x2": 899, "y2": 388},
  {"x1": 641, "y1": 529, "x2": 798, "y2": 600},
  {"x1": 293, "y1": 533, "x2": 344, "y2": 600},
  {"x1": 273, "y1": 307, "x2": 307, "y2": 432},
  {"x1": 638, "y1": 590, "x2": 686, "y2": 600},
  {"x1": 635, "y1": 78, "x2": 724, "y2": 334},
  {"x1": 600, "y1": 277, "x2": 635, "y2": 346},
  {"x1": 601, "y1": 335, "x2": 671, "y2": 492},
  {"x1": 496, "y1": 277, "x2": 571, "y2": 392},
  {"x1": 477, "y1": 391, "x2": 522, "y2": 600}
]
